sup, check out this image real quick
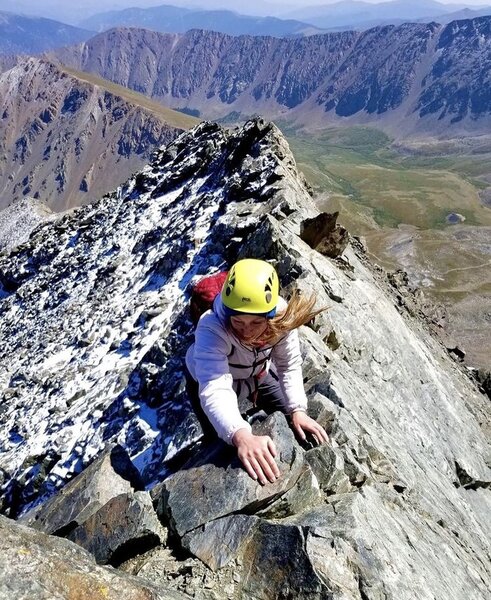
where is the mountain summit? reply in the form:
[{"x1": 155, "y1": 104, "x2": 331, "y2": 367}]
[{"x1": 0, "y1": 119, "x2": 490, "y2": 598}]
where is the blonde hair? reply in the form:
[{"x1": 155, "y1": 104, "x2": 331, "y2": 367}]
[{"x1": 255, "y1": 290, "x2": 326, "y2": 346}]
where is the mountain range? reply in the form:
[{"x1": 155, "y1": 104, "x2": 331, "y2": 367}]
[
  {"x1": 4, "y1": 0, "x2": 491, "y2": 24},
  {"x1": 79, "y1": 5, "x2": 326, "y2": 37},
  {"x1": 284, "y1": 0, "x2": 491, "y2": 29},
  {"x1": 79, "y1": 1, "x2": 491, "y2": 36},
  {"x1": 0, "y1": 57, "x2": 198, "y2": 212},
  {"x1": 48, "y1": 18, "x2": 491, "y2": 138},
  {"x1": 2, "y1": 2, "x2": 491, "y2": 55},
  {"x1": 0, "y1": 10, "x2": 93, "y2": 55}
]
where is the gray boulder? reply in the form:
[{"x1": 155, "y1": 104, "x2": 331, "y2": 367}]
[
  {"x1": 67, "y1": 491, "x2": 166, "y2": 565},
  {"x1": 155, "y1": 412, "x2": 305, "y2": 537},
  {"x1": 182, "y1": 514, "x2": 260, "y2": 571},
  {"x1": 240, "y1": 519, "x2": 333, "y2": 599},
  {"x1": 0, "y1": 515, "x2": 190, "y2": 600},
  {"x1": 20, "y1": 444, "x2": 143, "y2": 536}
]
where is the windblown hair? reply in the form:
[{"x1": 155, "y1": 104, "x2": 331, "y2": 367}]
[{"x1": 257, "y1": 290, "x2": 326, "y2": 346}]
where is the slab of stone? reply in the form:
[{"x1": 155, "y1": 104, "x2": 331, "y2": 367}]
[
  {"x1": 20, "y1": 444, "x2": 144, "y2": 536},
  {"x1": 240, "y1": 520, "x2": 332, "y2": 600},
  {"x1": 181, "y1": 514, "x2": 260, "y2": 571},
  {"x1": 304, "y1": 445, "x2": 352, "y2": 495},
  {"x1": 156, "y1": 412, "x2": 305, "y2": 537},
  {"x1": 255, "y1": 466, "x2": 323, "y2": 519},
  {"x1": 0, "y1": 515, "x2": 190, "y2": 600},
  {"x1": 67, "y1": 491, "x2": 166, "y2": 565}
]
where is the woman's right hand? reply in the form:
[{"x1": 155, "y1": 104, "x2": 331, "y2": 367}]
[{"x1": 232, "y1": 428, "x2": 281, "y2": 485}]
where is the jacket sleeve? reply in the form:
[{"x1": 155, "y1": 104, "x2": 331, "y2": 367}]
[
  {"x1": 193, "y1": 315, "x2": 252, "y2": 444},
  {"x1": 270, "y1": 328, "x2": 308, "y2": 414}
]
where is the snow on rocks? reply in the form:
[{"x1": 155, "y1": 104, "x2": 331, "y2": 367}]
[{"x1": 0, "y1": 118, "x2": 312, "y2": 516}]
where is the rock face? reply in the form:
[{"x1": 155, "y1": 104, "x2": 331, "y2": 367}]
[
  {"x1": 0, "y1": 118, "x2": 490, "y2": 598},
  {"x1": 0, "y1": 57, "x2": 187, "y2": 212},
  {"x1": 50, "y1": 18, "x2": 491, "y2": 136},
  {"x1": 418, "y1": 17, "x2": 491, "y2": 124}
]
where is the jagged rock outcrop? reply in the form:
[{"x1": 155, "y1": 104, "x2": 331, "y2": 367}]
[
  {"x1": 18, "y1": 445, "x2": 166, "y2": 568},
  {"x1": 0, "y1": 57, "x2": 190, "y2": 212},
  {"x1": 50, "y1": 18, "x2": 491, "y2": 136},
  {"x1": 0, "y1": 118, "x2": 490, "y2": 599},
  {"x1": 300, "y1": 211, "x2": 349, "y2": 257},
  {"x1": 19, "y1": 445, "x2": 145, "y2": 535},
  {"x1": 66, "y1": 491, "x2": 166, "y2": 566}
]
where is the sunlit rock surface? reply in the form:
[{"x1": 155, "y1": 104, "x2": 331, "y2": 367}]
[
  {"x1": 0, "y1": 515, "x2": 189, "y2": 600},
  {"x1": 0, "y1": 118, "x2": 490, "y2": 599}
]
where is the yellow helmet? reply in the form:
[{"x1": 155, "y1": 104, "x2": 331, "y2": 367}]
[{"x1": 221, "y1": 259, "x2": 279, "y2": 316}]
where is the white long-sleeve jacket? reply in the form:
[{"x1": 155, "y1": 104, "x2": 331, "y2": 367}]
[{"x1": 185, "y1": 295, "x2": 308, "y2": 444}]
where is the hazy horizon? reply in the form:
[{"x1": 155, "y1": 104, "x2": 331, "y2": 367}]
[{"x1": 1, "y1": 0, "x2": 491, "y2": 26}]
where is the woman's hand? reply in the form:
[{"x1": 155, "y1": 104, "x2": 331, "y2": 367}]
[
  {"x1": 232, "y1": 428, "x2": 281, "y2": 485},
  {"x1": 290, "y1": 411, "x2": 329, "y2": 445}
]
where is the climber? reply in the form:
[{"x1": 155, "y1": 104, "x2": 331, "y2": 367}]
[{"x1": 185, "y1": 258, "x2": 329, "y2": 485}]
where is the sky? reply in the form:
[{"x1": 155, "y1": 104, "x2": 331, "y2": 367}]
[{"x1": 3, "y1": 0, "x2": 491, "y2": 9}]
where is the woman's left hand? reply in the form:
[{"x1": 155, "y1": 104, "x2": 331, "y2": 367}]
[{"x1": 290, "y1": 411, "x2": 329, "y2": 445}]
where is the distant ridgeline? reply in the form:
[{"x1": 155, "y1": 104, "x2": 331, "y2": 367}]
[
  {"x1": 0, "y1": 58, "x2": 193, "y2": 212},
  {"x1": 49, "y1": 17, "x2": 491, "y2": 136}
]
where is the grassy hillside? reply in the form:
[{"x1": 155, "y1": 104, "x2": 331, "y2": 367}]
[
  {"x1": 282, "y1": 124, "x2": 491, "y2": 368},
  {"x1": 283, "y1": 125, "x2": 491, "y2": 231},
  {"x1": 59, "y1": 64, "x2": 201, "y2": 131}
]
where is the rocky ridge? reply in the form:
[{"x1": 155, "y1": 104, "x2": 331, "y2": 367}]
[
  {"x1": 49, "y1": 17, "x2": 491, "y2": 137},
  {"x1": 0, "y1": 119, "x2": 490, "y2": 599},
  {"x1": 0, "y1": 57, "x2": 186, "y2": 212}
]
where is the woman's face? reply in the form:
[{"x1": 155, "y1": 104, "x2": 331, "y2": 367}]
[{"x1": 230, "y1": 314, "x2": 268, "y2": 343}]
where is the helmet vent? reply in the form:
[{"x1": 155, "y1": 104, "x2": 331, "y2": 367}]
[
  {"x1": 225, "y1": 273, "x2": 236, "y2": 296},
  {"x1": 264, "y1": 275, "x2": 274, "y2": 304}
]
